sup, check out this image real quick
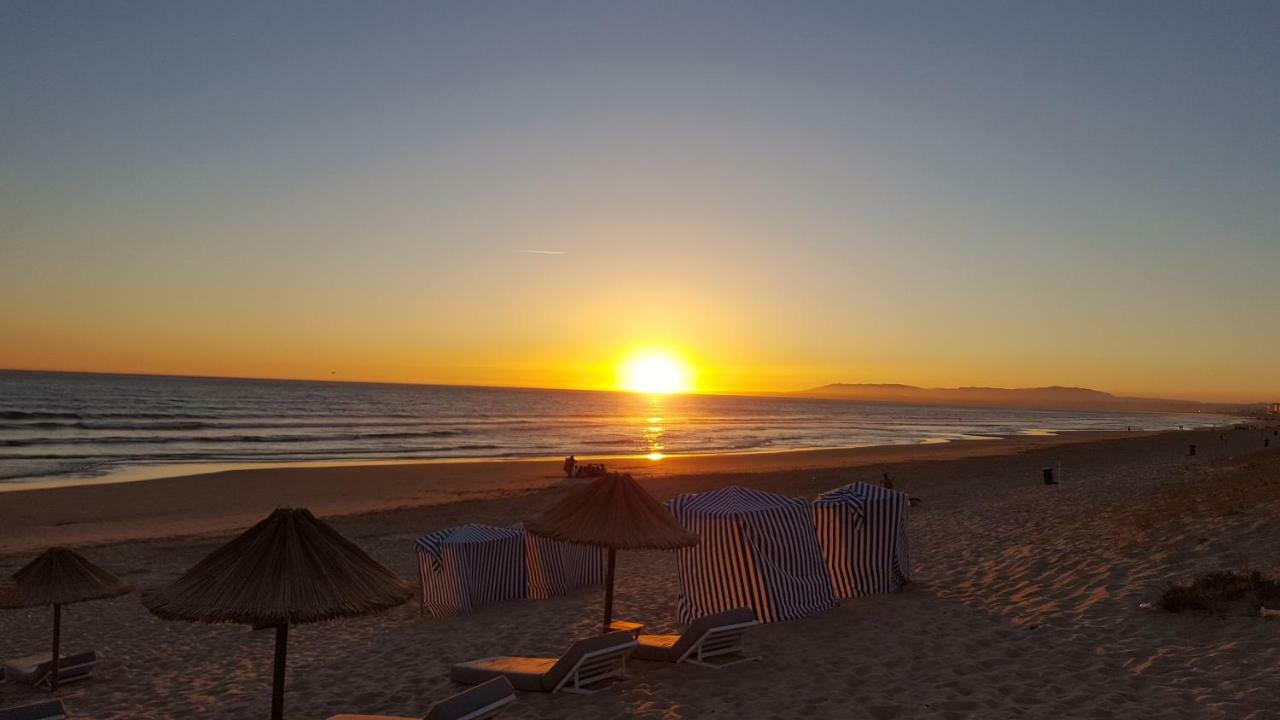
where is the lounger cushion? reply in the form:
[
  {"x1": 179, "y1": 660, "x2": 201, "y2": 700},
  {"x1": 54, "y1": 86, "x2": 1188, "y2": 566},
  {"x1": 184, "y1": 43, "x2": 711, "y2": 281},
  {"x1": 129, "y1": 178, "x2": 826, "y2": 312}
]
[
  {"x1": 2, "y1": 652, "x2": 97, "y2": 686},
  {"x1": 540, "y1": 631, "x2": 635, "y2": 692},
  {"x1": 450, "y1": 656, "x2": 551, "y2": 692},
  {"x1": 634, "y1": 634, "x2": 680, "y2": 662},
  {"x1": 0, "y1": 700, "x2": 67, "y2": 720},
  {"x1": 4, "y1": 654, "x2": 53, "y2": 683},
  {"x1": 424, "y1": 676, "x2": 514, "y2": 720},
  {"x1": 450, "y1": 632, "x2": 634, "y2": 693}
]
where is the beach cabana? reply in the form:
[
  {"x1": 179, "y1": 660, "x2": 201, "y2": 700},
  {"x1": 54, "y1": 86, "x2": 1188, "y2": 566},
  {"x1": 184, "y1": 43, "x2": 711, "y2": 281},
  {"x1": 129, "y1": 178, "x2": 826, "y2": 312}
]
[
  {"x1": 529, "y1": 473, "x2": 698, "y2": 633},
  {"x1": 516, "y1": 524, "x2": 605, "y2": 600},
  {"x1": 0, "y1": 547, "x2": 132, "y2": 691},
  {"x1": 415, "y1": 524, "x2": 528, "y2": 617},
  {"x1": 813, "y1": 482, "x2": 911, "y2": 597},
  {"x1": 667, "y1": 486, "x2": 836, "y2": 624},
  {"x1": 143, "y1": 507, "x2": 412, "y2": 720}
]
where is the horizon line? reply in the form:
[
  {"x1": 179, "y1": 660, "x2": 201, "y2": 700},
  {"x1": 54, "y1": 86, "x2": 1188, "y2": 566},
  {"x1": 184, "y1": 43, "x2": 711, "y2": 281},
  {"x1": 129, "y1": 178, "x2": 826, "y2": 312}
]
[
  {"x1": 0, "y1": 366, "x2": 1268, "y2": 407},
  {"x1": 0, "y1": 365, "x2": 749, "y2": 399}
]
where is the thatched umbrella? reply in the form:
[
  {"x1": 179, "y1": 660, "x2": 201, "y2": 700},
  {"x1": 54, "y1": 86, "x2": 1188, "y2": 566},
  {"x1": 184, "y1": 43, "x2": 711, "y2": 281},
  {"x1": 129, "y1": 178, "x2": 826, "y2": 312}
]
[
  {"x1": 528, "y1": 472, "x2": 697, "y2": 633},
  {"x1": 143, "y1": 508, "x2": 412, "y2": 720},
  {"x1": 0, "y1": 547, "x2": 133, "y2": 691}
]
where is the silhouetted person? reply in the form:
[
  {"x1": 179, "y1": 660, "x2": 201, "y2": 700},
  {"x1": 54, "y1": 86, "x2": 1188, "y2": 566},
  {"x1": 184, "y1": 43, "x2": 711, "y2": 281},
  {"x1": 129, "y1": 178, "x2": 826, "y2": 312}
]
[{"x1": 564, "y1": 455, "x2": 576, "y2": 477}]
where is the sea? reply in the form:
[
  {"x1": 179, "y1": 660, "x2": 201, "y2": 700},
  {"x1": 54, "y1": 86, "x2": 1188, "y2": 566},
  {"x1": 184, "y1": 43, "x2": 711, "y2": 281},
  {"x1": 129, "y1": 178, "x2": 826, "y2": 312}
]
[{"x1": 0, "y1": 370, "x2": 1226, "y2": 487}]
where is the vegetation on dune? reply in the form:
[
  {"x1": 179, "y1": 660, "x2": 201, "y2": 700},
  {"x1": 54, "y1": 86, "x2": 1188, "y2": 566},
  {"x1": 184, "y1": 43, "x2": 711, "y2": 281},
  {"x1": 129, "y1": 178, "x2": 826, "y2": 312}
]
[{"x1": 1158, "y1": 571, "x2": 1280, "y2": 616}]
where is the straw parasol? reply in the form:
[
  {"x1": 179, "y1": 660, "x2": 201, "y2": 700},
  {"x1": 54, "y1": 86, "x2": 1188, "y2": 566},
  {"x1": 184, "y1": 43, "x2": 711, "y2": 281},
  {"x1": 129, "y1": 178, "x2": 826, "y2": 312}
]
[
  {"x1": 528, "y1": 472, "x2": 697, "y2": 633},
  {"x1": 143, "y1": 507, "x2": 413, "y2": 720},
  {"x1": 0, "y1": 547, "x2": 133, "y2": 691}
]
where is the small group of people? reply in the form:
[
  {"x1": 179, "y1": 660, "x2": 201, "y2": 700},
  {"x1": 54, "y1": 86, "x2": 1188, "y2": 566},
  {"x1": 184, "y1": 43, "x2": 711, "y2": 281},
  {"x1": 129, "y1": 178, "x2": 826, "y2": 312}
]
[{"x1": 562, "y1": 455, "x2": 608, "y2": 478}]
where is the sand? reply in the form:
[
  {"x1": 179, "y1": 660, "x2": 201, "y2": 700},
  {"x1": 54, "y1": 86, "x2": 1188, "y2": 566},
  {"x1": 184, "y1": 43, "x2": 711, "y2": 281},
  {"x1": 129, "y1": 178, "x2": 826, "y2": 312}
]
[
  {"x1": 0, "y1": 431, "x2": 1139, "y2": 555},
  {"x1": 2, "y1": 424, "x2": 1279, "y2": 718}
]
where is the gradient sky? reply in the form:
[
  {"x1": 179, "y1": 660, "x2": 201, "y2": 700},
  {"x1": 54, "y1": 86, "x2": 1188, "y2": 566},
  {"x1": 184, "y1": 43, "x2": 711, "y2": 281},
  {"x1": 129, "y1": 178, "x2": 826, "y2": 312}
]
[{"x1": 2, "y1": 1, "x2": 1278, "y2": 401}]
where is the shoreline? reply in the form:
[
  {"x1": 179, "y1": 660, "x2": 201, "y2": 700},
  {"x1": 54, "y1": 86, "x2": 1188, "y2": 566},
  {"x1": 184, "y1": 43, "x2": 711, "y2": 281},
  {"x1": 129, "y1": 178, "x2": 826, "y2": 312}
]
[{"x1": 0, "y1": 427, "x2": 1220, "y2": 556}]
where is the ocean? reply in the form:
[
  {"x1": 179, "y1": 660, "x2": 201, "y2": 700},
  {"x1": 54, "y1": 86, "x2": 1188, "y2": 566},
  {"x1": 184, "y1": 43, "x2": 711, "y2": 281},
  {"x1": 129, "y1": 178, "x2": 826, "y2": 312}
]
[{"x1": 0, "y1": 370, "x2": 1224, "y2": 486}]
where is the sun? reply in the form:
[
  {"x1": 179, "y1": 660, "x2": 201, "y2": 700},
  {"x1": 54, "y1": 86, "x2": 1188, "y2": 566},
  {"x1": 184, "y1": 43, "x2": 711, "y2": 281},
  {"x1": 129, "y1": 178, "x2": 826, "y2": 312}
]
[{"x1": 618, "y1": 350, "x2": 692, "y2": 394}]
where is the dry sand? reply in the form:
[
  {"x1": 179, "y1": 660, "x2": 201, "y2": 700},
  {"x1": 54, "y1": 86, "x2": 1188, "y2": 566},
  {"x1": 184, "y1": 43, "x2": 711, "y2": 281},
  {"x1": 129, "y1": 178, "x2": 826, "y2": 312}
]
[{"x1": 2, "y1": 424, "x2": 1279, "y2": 718}]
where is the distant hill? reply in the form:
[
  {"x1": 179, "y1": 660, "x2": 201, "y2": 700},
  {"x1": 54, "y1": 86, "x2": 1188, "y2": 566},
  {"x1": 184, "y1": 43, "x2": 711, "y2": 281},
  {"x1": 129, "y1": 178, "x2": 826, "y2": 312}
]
[{"x1": 795, "y1": 383, "x2": 1254, "y2": 414}]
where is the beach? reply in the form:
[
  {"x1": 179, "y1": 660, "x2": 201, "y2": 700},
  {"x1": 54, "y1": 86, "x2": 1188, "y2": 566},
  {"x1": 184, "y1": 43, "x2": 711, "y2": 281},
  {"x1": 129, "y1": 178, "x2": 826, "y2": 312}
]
[
  {"x1": 3, "y1": 425, "x2": 1279, "y2": 718},
  {"x1": 7, "y1": 2, "x2": 1278, "y2": 718}
]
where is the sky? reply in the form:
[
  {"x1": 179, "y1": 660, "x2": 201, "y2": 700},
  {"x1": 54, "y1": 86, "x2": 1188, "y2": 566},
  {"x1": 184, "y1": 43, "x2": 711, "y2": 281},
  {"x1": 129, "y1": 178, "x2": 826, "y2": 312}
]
[{"x1": 2, "y1": 1, "x2": 1278, "y2": 402}]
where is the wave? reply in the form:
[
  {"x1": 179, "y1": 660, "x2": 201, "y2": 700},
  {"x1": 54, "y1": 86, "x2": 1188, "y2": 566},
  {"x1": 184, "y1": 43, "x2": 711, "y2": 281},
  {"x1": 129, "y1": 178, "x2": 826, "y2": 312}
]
[
  {"x1": 0, "y1": 429, "x2": 468, "y2": 447},
  {"x1": 0, "y1": 459, "x2": 108, "y2": 481},
  {"x1": 0, "y1": 443, "x2": 508, "y2": 462},
  {"x1": 0, "y1": 409, "x2": 450, "y2": 422},
  {"x1": 0, "y1": 410, "x2": 82, "y2": 420},
  {"x1": 0, "y1": 417, "x2": 597, "y2": 431}
]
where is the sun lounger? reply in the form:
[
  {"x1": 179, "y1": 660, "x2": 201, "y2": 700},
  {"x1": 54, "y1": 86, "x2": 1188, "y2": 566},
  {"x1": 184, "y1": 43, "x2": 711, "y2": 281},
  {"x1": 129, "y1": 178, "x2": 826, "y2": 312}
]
[
  {"x1": 633, "y1": 608, "x2": 760, "y2": 668},
  {"x1": 0, "y1": 700, "x2": 67, "y2": 720},
  {"x1": 450, "y1": 631, "x2": 636, "y2": 694},
  {"x1": 327, "y1": 676, "x2": 514, "y2": 720},
  {"x1": 2, "y1": 652, "x2": 98, "y2": 690}
]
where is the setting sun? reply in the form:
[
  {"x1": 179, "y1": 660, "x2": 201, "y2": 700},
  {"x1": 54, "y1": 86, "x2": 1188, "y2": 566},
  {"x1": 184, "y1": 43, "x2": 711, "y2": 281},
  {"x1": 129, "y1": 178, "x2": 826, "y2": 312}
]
[{"x1": 618, "y1": 350, "x2": 693, "y2": 394}]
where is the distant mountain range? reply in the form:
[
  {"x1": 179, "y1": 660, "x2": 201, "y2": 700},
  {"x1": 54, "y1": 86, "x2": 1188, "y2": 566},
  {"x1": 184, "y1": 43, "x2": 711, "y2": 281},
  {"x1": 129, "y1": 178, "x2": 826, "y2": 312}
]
[{"x1": 793, "y1": 383, "x2": 1259, "y2": 414}]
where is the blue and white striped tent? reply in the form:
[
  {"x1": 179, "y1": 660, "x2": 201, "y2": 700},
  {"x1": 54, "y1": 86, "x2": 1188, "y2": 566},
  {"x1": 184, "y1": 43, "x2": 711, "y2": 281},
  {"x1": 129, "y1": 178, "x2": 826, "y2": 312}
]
[
  {"x1": 813, "y1": 482, "x2": 911, "y2": 598},
  {"x1": 667, "y1": 486, "x2": 837, "y2": 624},
  {"x1": 514, "y1": 524, "x2": 606, "y2": 600},
  {"x1": 415, "y1": 524, "x2": 528, "y2": 617}
]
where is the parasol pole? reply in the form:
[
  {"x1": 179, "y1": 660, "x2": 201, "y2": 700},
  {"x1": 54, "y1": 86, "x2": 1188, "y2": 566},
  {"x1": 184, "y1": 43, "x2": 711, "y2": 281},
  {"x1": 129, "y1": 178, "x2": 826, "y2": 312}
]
[
  {"x1": 50, "y1": 603, "x2": 61, "y2": 691},
  {"x1": 602, "y1": 547, "x2": 617, "y2": 633},
  {"x1": 271, "y1": 623, "x2": 288, "y2": 720}
]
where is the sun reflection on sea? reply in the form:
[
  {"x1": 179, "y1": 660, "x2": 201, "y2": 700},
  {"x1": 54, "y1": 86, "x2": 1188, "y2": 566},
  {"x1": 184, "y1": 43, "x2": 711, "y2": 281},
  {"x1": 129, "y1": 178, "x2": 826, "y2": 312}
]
[{"x1": 640, "y1": 399, "x2": 666, "y2": 459}]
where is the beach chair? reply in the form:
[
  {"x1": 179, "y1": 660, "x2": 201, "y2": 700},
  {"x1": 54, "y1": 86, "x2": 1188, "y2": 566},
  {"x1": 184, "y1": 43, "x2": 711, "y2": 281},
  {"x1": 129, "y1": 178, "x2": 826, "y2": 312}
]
[
  {"x1": 0, "y1": 700, "x2": 67, "y2": 720},
  {"x1": 326, "y1": 677, "x2": 514, "y2": 720},
  {"x1": 450, "y1": 631, "x2": 636, "y2": 694},
  {"x1": 633, "y1": 608, "x2": 760, "y2": 668},
  {"x1": 2, "y1": 652, "x2": 98, "y2": 690}
]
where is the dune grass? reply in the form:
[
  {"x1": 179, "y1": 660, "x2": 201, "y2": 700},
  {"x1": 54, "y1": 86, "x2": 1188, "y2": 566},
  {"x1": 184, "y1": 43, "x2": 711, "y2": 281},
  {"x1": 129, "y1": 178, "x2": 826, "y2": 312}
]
[{"x1": 1158, "y1": 571, "x2": 1280, "y2": 616}]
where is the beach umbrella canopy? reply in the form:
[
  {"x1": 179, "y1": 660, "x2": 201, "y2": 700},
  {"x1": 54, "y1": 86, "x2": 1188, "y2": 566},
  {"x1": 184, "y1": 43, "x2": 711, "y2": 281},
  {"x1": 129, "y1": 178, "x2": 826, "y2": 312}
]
[
  {"x1": 528, "y1": 472, "x2": 697, "y2": 632},
  {"x1": 143, "y1": 507, "x2": 413, "y2": 720},
  {"x1": 0, "y1": 547, "x2": 133, "y2": 691}
]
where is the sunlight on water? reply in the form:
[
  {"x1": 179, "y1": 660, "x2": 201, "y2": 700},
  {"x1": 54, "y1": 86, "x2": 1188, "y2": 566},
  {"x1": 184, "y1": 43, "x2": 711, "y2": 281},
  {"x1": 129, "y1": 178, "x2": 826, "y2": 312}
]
[{"x1": 0, "y1": 370, "x2": 1228, "y2": 485}]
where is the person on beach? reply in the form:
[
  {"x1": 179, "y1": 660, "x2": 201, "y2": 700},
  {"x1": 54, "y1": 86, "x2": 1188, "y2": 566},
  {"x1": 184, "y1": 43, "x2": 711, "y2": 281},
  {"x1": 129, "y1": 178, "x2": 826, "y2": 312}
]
[
  {"x1": 573, "y1": 462, "x2": 606, "y2": 477},
  {"x1": 563, "y1": 455, "x2": 576, "y2": 477}
]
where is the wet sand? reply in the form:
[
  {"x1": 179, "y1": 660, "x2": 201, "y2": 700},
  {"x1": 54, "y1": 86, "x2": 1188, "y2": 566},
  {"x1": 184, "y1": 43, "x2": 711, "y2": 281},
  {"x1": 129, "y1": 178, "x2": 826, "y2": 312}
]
[{"x1": 2, "y1": 424, "x2": 1279, "y2": 718}]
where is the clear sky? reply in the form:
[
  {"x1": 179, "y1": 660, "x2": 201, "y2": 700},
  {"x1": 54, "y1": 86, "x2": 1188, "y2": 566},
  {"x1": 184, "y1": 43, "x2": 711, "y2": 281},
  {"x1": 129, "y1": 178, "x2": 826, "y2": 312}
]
[{"x1": 2, "y1": 1, "x2": 1277, "y2": 401}]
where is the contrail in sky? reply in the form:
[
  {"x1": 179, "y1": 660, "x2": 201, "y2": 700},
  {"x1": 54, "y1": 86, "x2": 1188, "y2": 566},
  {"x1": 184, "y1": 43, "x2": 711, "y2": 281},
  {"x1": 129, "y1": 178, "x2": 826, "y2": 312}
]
[{"x1": 516, "y1": 249, "x2": 566, "y2": 255}]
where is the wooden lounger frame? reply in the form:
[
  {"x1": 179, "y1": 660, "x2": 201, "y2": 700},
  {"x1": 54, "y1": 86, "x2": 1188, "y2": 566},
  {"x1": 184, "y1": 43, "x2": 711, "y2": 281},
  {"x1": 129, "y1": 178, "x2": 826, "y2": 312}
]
[
  {"x1": 551, "y1": 639, "x2": 637, "y2": 694},
  {"x1": 676, "y1": 620, "x2": 761, "y2": 668}
]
